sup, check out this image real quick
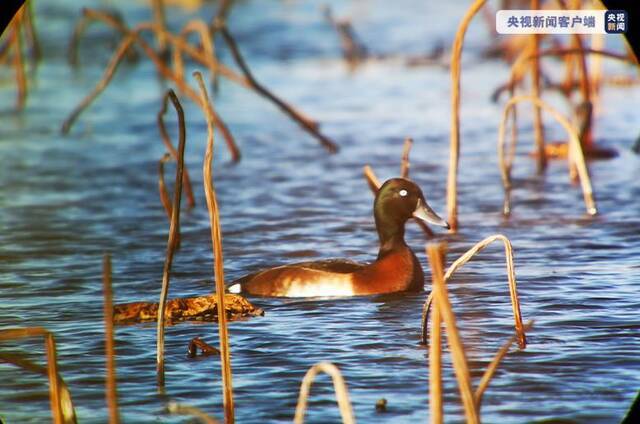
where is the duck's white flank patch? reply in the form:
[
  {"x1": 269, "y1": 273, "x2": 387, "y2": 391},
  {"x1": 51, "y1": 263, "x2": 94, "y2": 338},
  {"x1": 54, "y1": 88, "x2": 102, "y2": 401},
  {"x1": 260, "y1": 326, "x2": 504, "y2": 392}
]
[
  {"x1": 283, "y1": 274, "x2": 354, "y2": 297},
  {"x1": 228, "y1": 283, "x2": 241, "y2": 294}
]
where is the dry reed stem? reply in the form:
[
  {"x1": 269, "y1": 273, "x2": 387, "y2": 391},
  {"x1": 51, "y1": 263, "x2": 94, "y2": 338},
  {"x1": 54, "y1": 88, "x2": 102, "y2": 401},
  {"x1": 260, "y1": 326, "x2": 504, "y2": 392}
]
[
  {"x1": 63, "y1": 10, "x2": 240, "y2": 162},
  {"x1": 156, "y1": 89, "x2": 187, "y2": 386},
  {"x1": 426, "y1": 245, "x2": 444, "y2": 424},
  {"x1": 217, "y1": 25, "x2": 338, "y2": 154},
  {"x1": 447, "y1": 0, "x2": 487, "y2": 233},
  {"x1": 194, "y1": 71, "x2": 234, "y2": 423},
  {"x1": 0, "y1": 39, "x2": 11, "y2": 65},
  {"x1": 420, "y1": 291, "x2": 434, "y2": 345},
  {"x1": 0, "y1": 353, "x2": 76, "y2": 423},
  {"x1": 151, "y1": 0, "x2": 168, "y2": 53},
  {"x1": 23, "y1": 0, "x2": 41, "y2": 63},
  {"x1": 0, "y1": 328, "x2": 64, "y2": 423},
  {"x1": 293, "y1": 362, "x2": 355, "y2": 424},
  {"x1": 427, "y1": 244, "x2": 479, "y2": 424},
  {"x1": 475, "y1": 320, "x2": 534, "y2": 410},
  {"x1": 400, "y1": 137, "x2": 413, "y2": 178},
  {"x1": 70, "y1": 9, "x2": 337, "y2": 158},
  {"x1": 176, "y1": 20, "x2": 218, "y2": 88},
  {"x1": 11, "y1": 9, "x2": 27, "y2": 111},
  {"x1": 167, "y1": 402, "x2": 221, "y2": 424},
  {"x1": 422, "y1": 235, "x2": 528, "y2": 349},
  {"x1": 212, "y1": 0, "x2": 233, "y2": 28},
  {"x1": 102, "y1": 254, "x2": 120, "y2": 424},
  {"x1": 589, "y1": 33, "x2": 604, "y2": 106},
  {"x1": 530, "y1": 0, "x2": 546, "y2": 172},
  {"x1": 45, "y1": 334, "x2": 63, "y2": 424},
  {"x1": 498, "y1": 95, "x2": 597, "y2": 216},
  {"x1": 444, "y1": 235, "x2": 526, "y2": 348},
  {"x1": 67, "y1": 10, "x2": 134, "y2": 67},
  {"x1": 362, "y1": 165, "x2": 435, "y2": 238},
  {"x1": 509, "y1": 47, "x2": 634, "y2": 94},
  {"x1": 363, "y1": 165, "x2": 381, "y2": 192},
  {"x1": 158, "y1": 89, "x2": 196, "y2": 208},
  {"x1": 559, "y1": 0, "x2": 593, "y2": 147},
  {"x1": 61, "y1": 33, "x2": 136, "y2": 134}
]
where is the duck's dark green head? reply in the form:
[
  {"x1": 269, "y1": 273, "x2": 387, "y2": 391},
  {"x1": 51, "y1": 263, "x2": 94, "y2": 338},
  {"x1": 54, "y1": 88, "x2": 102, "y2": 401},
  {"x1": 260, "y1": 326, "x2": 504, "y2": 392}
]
[{"x1": 374, "y1": 178, "x2": 449, "y2": 248}]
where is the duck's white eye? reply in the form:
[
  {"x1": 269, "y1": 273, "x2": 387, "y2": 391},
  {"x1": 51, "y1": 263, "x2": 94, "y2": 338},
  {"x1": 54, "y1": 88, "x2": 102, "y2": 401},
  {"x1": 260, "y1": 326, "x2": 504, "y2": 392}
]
[{"x1": 399, "y1": 189, "x2": 408, "y2": 197}]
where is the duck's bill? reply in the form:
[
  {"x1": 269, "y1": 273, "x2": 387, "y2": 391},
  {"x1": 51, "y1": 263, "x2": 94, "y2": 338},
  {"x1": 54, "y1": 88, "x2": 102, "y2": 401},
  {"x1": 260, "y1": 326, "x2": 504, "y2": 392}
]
[{"x1": 413, "y1": 199, "x2": 450, "y2": 229}]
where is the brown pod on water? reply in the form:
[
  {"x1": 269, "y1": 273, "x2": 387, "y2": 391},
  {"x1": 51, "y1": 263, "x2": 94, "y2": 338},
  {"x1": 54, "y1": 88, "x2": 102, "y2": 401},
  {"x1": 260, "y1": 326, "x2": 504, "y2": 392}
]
[{"x1": 114, "y1": 293, "x2": 264, "y2": 325}]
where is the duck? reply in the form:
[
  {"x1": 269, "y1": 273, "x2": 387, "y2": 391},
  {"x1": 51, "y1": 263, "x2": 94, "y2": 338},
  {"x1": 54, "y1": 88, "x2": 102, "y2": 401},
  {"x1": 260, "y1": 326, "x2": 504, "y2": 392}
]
[{"x1": 228, "y1": 178, "x2": 449, "y2": 297}]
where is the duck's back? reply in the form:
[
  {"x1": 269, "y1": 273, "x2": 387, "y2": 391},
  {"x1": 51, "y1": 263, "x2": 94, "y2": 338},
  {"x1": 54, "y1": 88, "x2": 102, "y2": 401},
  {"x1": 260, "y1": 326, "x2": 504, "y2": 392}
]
[{"x1": 228, "y1": 248, "x2": 423, "y2": 297}]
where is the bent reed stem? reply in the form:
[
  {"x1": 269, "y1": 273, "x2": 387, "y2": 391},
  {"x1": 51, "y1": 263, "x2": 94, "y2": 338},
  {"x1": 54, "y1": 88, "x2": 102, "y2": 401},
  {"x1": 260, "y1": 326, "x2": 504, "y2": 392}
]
[
  {"x1": 447, "y1": 0, "x2": 487, "y2": 233},
  {"x1": 497, "y1": 95, "x2": 597, "y2": 217},
  {"x1": 293, "y1": 362, "x2": 355, "y2": 424},
  {"x1": 156, "y1": 89, "x2": 186, "y2": 386},
  {"x1": 194, "y1": 71, "x2": 234, "y2": 423}
]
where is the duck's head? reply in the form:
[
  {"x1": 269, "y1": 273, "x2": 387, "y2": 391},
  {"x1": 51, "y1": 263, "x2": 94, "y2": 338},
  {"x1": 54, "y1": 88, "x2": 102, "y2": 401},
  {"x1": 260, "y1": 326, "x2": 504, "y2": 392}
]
[{"x1": 374, "y1": 178, "x2": 449, "y2": 246}]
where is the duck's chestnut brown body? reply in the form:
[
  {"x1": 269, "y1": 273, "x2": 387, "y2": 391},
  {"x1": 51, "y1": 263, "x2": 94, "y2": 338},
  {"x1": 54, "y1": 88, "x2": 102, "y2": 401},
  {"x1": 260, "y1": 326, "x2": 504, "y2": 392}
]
[{"x1": 228, "y1": 178, "x2": 448, "y2": 297}]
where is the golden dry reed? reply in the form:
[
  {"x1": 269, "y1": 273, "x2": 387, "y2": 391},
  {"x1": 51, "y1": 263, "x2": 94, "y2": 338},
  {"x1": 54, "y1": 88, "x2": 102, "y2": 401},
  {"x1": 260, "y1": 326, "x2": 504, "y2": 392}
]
[
  {"x1": 194, "y1": 71, "x2": 234, "y2": 423},
  {"x1": 446, "y1": 0, "x2": 487, "y2": 233},
  {"x1": 167, "y1": 402, "x2": 221, "y2": 424},
  {"x1": 497, "y1": 95, "x2": 597, "y2": 217},
  {"x1": 102, "y1": 254, "x2": 120, "y2": 424},
  {"x1": 156, "y1": 90, "x2": 187, "y2": 386},
  {"x1": 363, "y1": 165, "x2": 382, "y2": 192},
  {"x1": 530, "y1": 0, "x2": 546, "y2": 171},
  {"x1": 62, "y1": 9, "x2": 240, "y2": 161},
  {"x1": 446, "y1": 234, "x2": 526, "y2": 348},
  {"x1": 426, "y1": 244, "x2": 479, "y2": 424},
  {"x1": 293, "y1": 362, "x2": 355, "y2": 424},
  {"x1": 400, "y1": 137, "x2": 413, "y2": 179},
  {"x1": 421, "y1": 234, "x2": 527, "y2": 349},
  {"x1": 427, "y1": 245, "x2": 445, "y2": 424},
  {"x1": 0, "y1": 328, "x2": 65, "y2": 423},
  {"x1": 64, "y1": 9, "x2": 338, "y2": 156},
  {"x1": 474, "y1": 320, "x2": 534, "y2": 411},
  {"x1": 0, "y1": 352, "x2": 76, "y2": 423},
  {"x1": 424, "y1": 243, "x2": 533, "y2": 421},
  {"x1": 3, "y1": 6, "x2": 28, "y2": 110},
  {"x1": 151, "y1": 0, "x2": 168, "y2": 53}
]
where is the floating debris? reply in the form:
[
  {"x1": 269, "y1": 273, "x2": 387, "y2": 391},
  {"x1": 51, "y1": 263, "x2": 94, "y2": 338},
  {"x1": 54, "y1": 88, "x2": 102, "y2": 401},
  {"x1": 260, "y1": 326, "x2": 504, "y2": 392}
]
[{"x1": 113, "y1": 294, "x2": 264, "y2": 325}]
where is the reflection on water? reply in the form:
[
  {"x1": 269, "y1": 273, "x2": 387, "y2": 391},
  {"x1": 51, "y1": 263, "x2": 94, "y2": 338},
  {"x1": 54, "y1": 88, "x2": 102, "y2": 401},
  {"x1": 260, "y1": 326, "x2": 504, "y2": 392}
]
[{"x1": 1, "y1": 0, "x2": 639, "y2": 422}]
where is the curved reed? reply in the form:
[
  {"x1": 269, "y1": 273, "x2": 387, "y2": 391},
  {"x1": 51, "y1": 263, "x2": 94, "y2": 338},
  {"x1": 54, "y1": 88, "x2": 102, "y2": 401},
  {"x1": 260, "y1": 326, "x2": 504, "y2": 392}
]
[
  {"x1": 426, "y1": 244, "x2": 479, "y2": 424},
  {"x1": 0, "y1": 328, "x2": 64, "y2": 423},
  {"x1": 530, "y1": 0, "x2": 546, "y2": 171},
  {"x1": 62, "y1": 10, "x2": 240, "y2": 161},
  {"x1": 427, "y1": 245, "x2": 444, "y2": 424},
  {"x1": 194, "y1": 71, "x2": 234, "y2": 423},
  {"x1": 158, "y1": 89, "x2": 196, "y2": 208},
  {"x1": 497, "y1": 95, "x2": 596, "y2": 216},
  {"x1": 102, "y1": 254, "x2": 120, "y2": 424},
  {"x1": 475, "y1": 320, "x2": 534, "y2": 410},
  {"x1": 421, "y1": 234, "x2": 527, "y2": 349},
  {"x1": 446, "y1": 0, "x2": 487, "y2": 232},
  {"x1": 293, "y1": 362, "x2": 355, "y2": 424},
  {"x1": 0, "y1": 352, "x2": 76, "y2": 423},
  {"x1": 156, "y1": 89, "x2": 186, "y2": 386}
]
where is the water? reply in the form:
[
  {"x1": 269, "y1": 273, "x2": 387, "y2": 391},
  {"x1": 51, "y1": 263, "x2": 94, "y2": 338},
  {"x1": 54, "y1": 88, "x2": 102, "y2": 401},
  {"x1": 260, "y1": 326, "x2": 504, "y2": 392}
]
[{"x1": 1, "y1": 0, "x2": 639, "y2": 422}]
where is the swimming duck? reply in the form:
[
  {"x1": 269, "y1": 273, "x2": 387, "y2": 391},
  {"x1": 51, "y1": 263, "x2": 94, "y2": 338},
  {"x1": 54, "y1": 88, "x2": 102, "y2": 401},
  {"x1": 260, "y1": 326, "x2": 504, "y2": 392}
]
[{"x1": 228, "y1": 178, "x2": 449, "y2": 297}]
